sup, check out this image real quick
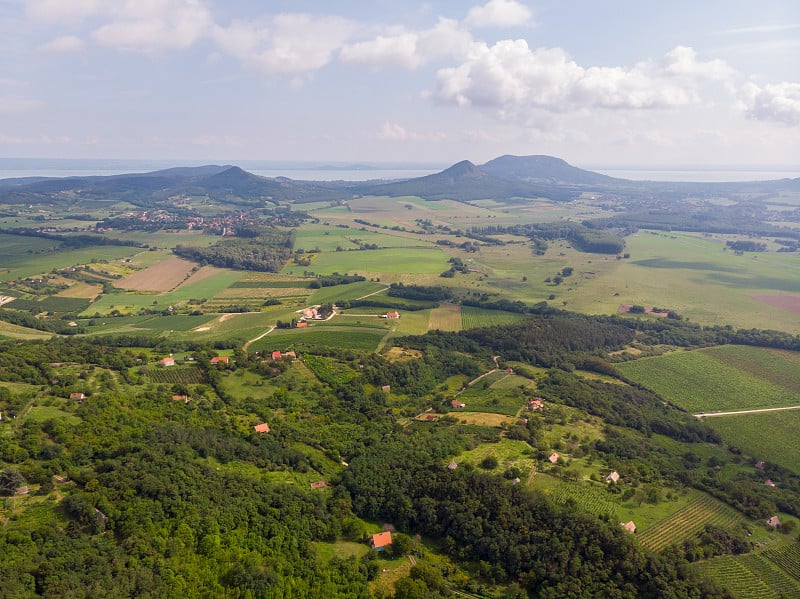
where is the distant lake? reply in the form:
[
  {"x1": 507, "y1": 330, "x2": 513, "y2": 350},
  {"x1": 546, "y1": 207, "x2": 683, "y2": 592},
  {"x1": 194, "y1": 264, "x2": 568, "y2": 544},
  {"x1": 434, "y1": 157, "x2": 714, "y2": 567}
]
[
  {"x1": 0, "y1": 159, "x2": 442, "y2": 182},
  {"x1": 590, "y1": 168, "x2": 800, "y2": 182}
]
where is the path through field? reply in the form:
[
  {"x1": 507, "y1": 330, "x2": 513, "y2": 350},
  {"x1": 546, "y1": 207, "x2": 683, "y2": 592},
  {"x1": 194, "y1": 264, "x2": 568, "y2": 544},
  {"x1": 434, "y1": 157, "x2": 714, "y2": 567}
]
[
  {"x1": 695, "y1": 405, "x2": 800, "y2": 418},
  {"x1": 243, "y1": 326, "x2": 276, "y2": 353}
]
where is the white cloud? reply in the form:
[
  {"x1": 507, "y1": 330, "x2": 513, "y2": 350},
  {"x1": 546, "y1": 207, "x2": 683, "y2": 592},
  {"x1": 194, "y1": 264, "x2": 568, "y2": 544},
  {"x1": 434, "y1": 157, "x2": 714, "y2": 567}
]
[
  {"x1": 740, "y1": 81, "x2": 800, "y2": 125},
  {"x1": 376, "y1": 122, "x2": 447, "y2": 141},
  {"x1": 717, "y1": 24, "x2": 800, "y2": 35},
  {"x1": 433, "y1": 41, "x2": 724, "y2": 119},
  {"x1": 38, "y1": 35, "x2": 85, "y2": 54},
  {"x1": 26, "y1": 0, "x2": 102, "y2": 24},
  {"x1": 661, "y1": 46, "x2": 735, "y2": 81},
  {"x1": 213, "y1": 14, "x2": 355, "y2": 75},
  {"x1": 92, "y1": 1, "x2": 213, "y2": 53},
  {"x1": 465, "y1": 0, "x2": 533, "y2": 28},
  {"x1": 340, "y1": 18, "x2": 473, "y2": 70}
]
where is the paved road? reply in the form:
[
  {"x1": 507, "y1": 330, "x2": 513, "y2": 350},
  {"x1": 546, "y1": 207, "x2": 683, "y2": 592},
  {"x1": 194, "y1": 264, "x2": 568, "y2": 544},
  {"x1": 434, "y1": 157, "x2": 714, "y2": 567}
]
[{"x1": 695, "y1": 405, "x2": 800, "y2": 418}]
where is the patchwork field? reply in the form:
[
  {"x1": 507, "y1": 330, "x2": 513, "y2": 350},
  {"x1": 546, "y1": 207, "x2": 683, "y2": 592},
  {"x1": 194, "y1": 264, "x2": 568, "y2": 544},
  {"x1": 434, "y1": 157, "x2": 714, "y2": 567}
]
[
  {"x1": 116, "y1": 257, "x2": 198, "y2": 292},
  {"x1": 617, "y1": 346, "x2": 800, "y2": 413},
  {"x1": 428, "y1": 303, "x2": 462, "y2": 331}
]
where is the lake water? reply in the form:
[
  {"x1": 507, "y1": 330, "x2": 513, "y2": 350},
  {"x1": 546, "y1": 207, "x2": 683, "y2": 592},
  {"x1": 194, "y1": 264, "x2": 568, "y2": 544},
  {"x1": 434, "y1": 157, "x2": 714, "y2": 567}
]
[{"x1": 0, "y1": 159, "x2": 796, "y2": 183}]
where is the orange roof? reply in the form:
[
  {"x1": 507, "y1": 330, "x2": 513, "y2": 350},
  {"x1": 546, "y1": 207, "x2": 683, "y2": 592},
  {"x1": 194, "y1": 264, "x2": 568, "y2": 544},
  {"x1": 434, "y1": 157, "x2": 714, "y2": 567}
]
[
  {"x1": 254, "y1": 423, "x2": 270, "y2": 433},
  {"x1": 371, "y1": 531, "x2": 392, "y2": 548},
  {"x1": 210, "y1": 356, "x2": 229, "y2": 364}
]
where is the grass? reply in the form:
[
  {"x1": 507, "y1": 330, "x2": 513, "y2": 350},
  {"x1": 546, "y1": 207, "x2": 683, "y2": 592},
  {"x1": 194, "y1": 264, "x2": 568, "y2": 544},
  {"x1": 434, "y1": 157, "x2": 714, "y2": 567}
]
[
  {"x1": 456, "y1": 372, "x2": 529, "y2": 416},
  {"x1": 456, "y1": 438, "x2": 536, "y2": 476},
  {"x1": 309, "y1": 281, "x2": 387, "y2": 304},
  {"x1": 428, "y1": 303, "x2": 462, "y2": 331},
  {"x1": 704, "y1": 410, "x2": 800, "y2": 473},
  {"x1": 617, "y1": 347, "x2": 800, "y2": 412},
  {"x1": 314, "y1": 541, "x2": 369, "y2": 562},
  {"x1": 23, "y1": 405, "x2": 82, "y2": 425},
  {"x1": 248, "y1": 326, "x2": 386, "y2": 353}
]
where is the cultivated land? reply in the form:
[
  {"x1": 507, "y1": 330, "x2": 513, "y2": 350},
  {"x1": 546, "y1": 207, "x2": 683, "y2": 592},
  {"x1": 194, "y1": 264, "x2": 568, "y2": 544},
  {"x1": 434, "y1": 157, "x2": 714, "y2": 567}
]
[{"x1": 3, "y1": 163, "x2": 800, "y2": 598}]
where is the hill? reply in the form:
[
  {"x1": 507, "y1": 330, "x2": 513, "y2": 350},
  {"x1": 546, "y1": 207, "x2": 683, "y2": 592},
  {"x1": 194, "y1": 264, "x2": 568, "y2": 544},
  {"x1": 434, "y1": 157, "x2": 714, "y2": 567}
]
[
  {"x1": 355, "y1": 160, "x2": 577, "y2": 201},
  {"x1": 480, "y1": 154, "x2": 622, "y2": 185}
]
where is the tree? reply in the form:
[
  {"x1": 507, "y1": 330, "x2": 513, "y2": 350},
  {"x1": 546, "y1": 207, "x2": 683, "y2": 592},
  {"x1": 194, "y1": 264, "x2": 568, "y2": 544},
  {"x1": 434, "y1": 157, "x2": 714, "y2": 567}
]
[
  {"x1": 480, "y1": 456, "x2": 498, "y2": 470},
  {"x1": 0, "y1": 468, "x2": 25, "y2": 496}
]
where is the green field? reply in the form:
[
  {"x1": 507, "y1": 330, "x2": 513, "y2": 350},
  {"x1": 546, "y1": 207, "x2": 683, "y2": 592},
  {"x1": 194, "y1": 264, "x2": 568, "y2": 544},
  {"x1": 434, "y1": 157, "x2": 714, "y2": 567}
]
[
  {"x1": 618, "y1": 346, "x2": 800, "y2": 412},
  {"x1": 248, "y1": 326, "x2": 387, "y2": 353},
  {"x1": 705, "y1": 410, "x2": 800, "y2": 473},
  {"x1": 455, "y1": 372, "x2": 529, "y2": 415},
  {"x1": 461, "y1": 306, "x2": 527, "y2": 329},
  {"x1": 697, "y1": 545, "x2": 800, "y2": 599},
  {"x1": 285, "y1": 248, "x2": 449, "y2": 278}
]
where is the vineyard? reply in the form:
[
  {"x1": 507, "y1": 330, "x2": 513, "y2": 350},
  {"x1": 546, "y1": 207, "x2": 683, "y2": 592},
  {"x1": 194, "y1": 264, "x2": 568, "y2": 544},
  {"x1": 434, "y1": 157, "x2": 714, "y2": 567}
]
[
  {"x1": 547, "y1": 482, "x2": 619, "y2": 518},
  {"x1": 146, "y1": 367, "x2": 206, "y2": 385},
  {"x1": 9, "y1": 296, "x2": 90, "y2": 313},
  {"x1": 637, "y1": 494, "x2": 743, "y2": 552},
  {"x1": 461, "y1": 306, "x2": 527, "y2": 330},
  {"x1": 618, "y1": 349, "x2": 800, "y2": 412},
  {"x1": 701, "y1": 345, "x2": 800, "y2": 393},
  {"x1": 697, "y1": 545, "x2": 800, "y2": 599},
  {"x1": 428, "y1": 303, "x2": 462, "y2": 331},
  {"x1": 706, "y1": 410, "x2": 800, "y2": 473},
  {"x1": 303, "y1": 354, "x2": 358, "y2": 386},
  {"x1": 695, "y1": 556, "x2": 776, "y2": 599}
]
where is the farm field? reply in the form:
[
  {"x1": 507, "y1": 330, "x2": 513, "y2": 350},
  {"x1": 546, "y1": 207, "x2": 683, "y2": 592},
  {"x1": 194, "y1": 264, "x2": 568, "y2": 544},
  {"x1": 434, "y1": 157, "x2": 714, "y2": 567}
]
[
  {"x1": 0, "y1": 319, "x2": 52, "y2": 339},
  {"x1": 116, "y1": 257, "x2": 200, "y2": 292},
  {"x1": 637, "y1": 493, "x2": 744, "y2": 552},
  {"x1": 455, "y1": 438, "x2": 536, "y2": 476},
  {"x1": 567, "y1": 231, "x2": 800, "y2": 332},
  {"x1": 456, "y1": 372, "x2": 530, "y2": 415},
  {"x1": 309, "y1": 281, "x2": 387, "y2": 304},
  {"x1": 247, "y1": 325, "x2": 386, "y2": 353},
  {"x1": 461, "y1": 306, "x2": 527, "y2": 329},
  {"x1": 617, "y1": 346, "x2": 800, "y2": 412},
  {"x1": 428, "y1": 303, "x2": 462, "y2": 331},
  {"x1": 705, "y1": 410, "x2": 800, "y2": 473},
  {"x1": 285, "y1": 247, "x2": 449, "y2": 279},
  {"x1": 697, "y1": 545, "x2": 800, "y2": 599}
]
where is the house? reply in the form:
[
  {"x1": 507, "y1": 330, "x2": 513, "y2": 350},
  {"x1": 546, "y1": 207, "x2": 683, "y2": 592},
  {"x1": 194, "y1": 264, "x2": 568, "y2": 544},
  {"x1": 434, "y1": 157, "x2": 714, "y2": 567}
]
[
  {"x1": 512, "y1": 477, "x2": 521, "y2": 485},
  {"x1": 382, "y1": 311, "x2": 400, "y2": 319},
  {"x1": 16, "y1": 485, "x2": 29, "y2": 495},
  {"x1": 621, "y1": 521, "x2": 636, "y2": 534},
  {"x1": 296, "y1": 321, "x2": 309, "y2": 328},
  {"x1": 381, "y1": 385, "x2": 391, "y2": 393},
  {"x1": 766, "y1": 516, "x2": 781, "y2": 528},
  {"x1": 285, "y1": 351, "x2": 296, "y2": 359},
  {"x1": 504, "y1": 367, "x2": 513, "y2": 374},
  {"x1": 69, "y1": 392, "x2": 85, "y2": 401},
  {"x1": 527, "y1": 398, "x2": 544, "y2": 411},
  {"x1": 755, "y1": 460, "x2": 765, "y2": 470},
  {"x1": 765, "y1": 479, "x2": 776, "y2": 487},
  {"x1": 172, "y1": 395, "x2": 189, "y2": 403},
  {"x1": 606, "y1": 471, "x2": 620, "y2": 484},
  {"x1": 310, "y1": 481, "x2": 327, "y2": 489},
  {"x1": 370, "y1": 531, "x2": 392, "y2": 551},
  {"x1": 210, "y1": 356, "x2": 229, "y2": 365},
  {"x1": 68, "y1": 321, "x2": 78, "y2": 327},
  {"x1": 272, "y1": 350, "x2": 282, "y2": 360},
  {"x1": 253, "y1": 423, "x2": 270, "y2": 433},
  {"x1": 447, "y1": 459, "x2": 458, "y2": 471},
  {"x1": 160, "y1": 357, "x2": 175, "y2": 367},
  {"x1": 549, "y1": 452, "x2": 559, "y2": 464},
  {"x1": 451, "y1": 400, "x2": 466, "y2": 408}
]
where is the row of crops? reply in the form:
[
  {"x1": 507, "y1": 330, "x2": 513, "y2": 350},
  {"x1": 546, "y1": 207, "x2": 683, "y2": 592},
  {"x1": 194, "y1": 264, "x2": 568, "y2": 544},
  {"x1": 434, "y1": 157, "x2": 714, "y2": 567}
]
[
  {"x1": 146, "y1": 367, "x2": 206, "y2": 385},
  {"x1": 547, "y1": 482, "x2": 619, "y2": 518},
  {"x1": 697, "y1": 545, "x2": 800, "y2": 599},
  {"x1": 637, "y1": 494, "x2": 743, "y2": 552}
]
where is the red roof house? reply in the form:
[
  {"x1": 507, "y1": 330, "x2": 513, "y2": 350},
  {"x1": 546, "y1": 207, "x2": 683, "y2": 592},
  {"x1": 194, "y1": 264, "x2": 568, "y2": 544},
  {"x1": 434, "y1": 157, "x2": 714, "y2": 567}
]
[
  {"x1": 310, "y1": 481, "x2": 327, "y2": 489},
  {"x1": 210, "y1": 356, "x2": 229, "y2": 365},
  {"x1": 549, "y1": 452, "x2": 560, "y2": 464},
  {"x1": 451, "y1": 400, "x2": 466, "y2": 408},
  {"x1": 370, "y1": 531, "x2": 393, "y2": 551},
  {"x1": 272, "y1": 351, "x2": 282, "y2": 360},
  {"x1": 160, "y1": 357, "x2": 175, "y2": 367},
  {"x1": 172, "y1": 395, "x2": 189, "y2": 403},
  {"x1": 606, "y1": 471, "x2": 621, "y2": 483},
  {"x1": 253, "y1": 423, "x2": 270, "y2": 433},
  {"x1": 767, "y1": 516, "x2": 781, "y2": 528},
  {"x1": 69, "y1": 392, "x2": 85, "y2": 401},
  {"x1": 621, "y1": 521, "x2": 636, "y2": 534},
  {"x1": 765, "y1": 479, "x2": 776, "y2": 487}
]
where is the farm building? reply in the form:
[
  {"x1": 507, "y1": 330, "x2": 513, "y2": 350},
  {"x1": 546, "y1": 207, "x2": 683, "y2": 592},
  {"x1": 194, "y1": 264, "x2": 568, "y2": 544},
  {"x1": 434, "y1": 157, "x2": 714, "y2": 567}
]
[
  {"x1": 621, "y1": 521, "x2": 636, "y2": 534},
  {"x1": 527, "y1": 398, "x2": 544, "y2": 411},
  {"x1": 171, "y1": 395, "x2": 189, "y2": 403},
  {"x1": 766, "y1": 516, "x2": 781, "y2": 528},
  {"x1": 296, "y1": 321, "x2": 309, "y2": 328},
  {"x1": 68, "y1": 321, "x2": 78, "y2": 327},
  {"x1": 272, "y1": 350, "x2": 282, "y2": 360},
  {"x1": 253, "y1": 423, "x2": 270, "y2": 433},
  {"x1": 382, "y1": 311, "x2": 400, "y2": 319},
  {"x1": 381, "y1": 385, "x2": 391, "y2": 392},
  {"x1": 447, "y1": 459, "x2": 458, "y2": 471},
  {"x1": 370, "y1": 531, "x2": 392, "y2": 551},
  {"x1": 69, "y1": 392, "x2": 85, "y2": 401},
  {"x1": 451, "y1": 400, "x2": 466, "y2": 408},
  {"x1": 210, "y1": 356, "x2": 229, "y2": 365},
  {"x1": 310, "y1": 481, "x2": 327, "y2": 489},
  {"x1": 606, "y1": 471, "x2": 620, "y2": 484},
  {"x1": 765, "y1": 479, "x2": 776, "y2": 487},
  {"x1": 549, "y1": 453, "x2": 559, "y2": 464},
  {"x1": 159, "y1": 357, "x2": 175, "y2": 367}
]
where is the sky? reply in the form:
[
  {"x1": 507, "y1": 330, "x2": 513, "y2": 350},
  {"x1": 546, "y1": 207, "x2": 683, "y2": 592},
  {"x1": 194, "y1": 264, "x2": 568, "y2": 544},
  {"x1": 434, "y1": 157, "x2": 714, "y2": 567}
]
[{"x1": 1, "y1": 0, "x2": 799, "y2": 168}]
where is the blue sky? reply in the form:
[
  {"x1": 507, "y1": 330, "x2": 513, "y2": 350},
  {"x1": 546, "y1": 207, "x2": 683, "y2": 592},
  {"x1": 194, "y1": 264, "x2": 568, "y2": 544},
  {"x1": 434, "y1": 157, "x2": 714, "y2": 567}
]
[{"x1": 1, "y1": 0, "x2": 798, "y2": 167}]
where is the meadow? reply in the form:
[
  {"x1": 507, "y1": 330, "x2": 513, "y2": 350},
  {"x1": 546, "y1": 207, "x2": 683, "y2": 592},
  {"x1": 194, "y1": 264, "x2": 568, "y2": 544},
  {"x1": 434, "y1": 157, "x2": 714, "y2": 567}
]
[
  {"x1": 617, "y1": 346, "x2": 800, "y2": 413},
  {"x1": 284, "y1": 247, "x2": 449, "y2": 279}
]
